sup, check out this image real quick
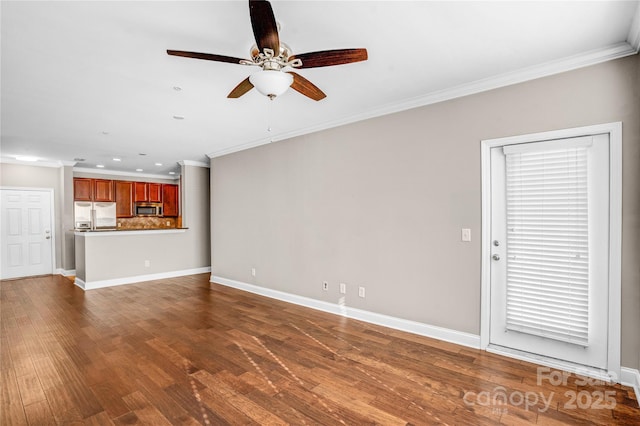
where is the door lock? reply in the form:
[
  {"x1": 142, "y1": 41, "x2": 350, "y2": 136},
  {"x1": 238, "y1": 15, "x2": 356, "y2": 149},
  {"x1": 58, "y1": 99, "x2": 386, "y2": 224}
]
[{"x1": 492, "y1": 254, "x2": 500, "y2": 261}]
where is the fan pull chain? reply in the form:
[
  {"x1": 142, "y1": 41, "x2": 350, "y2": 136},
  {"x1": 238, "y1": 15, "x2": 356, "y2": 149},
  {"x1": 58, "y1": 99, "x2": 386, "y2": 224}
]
[{"x1": 266, "y1": 97, "x2": 273, "y2": 133}]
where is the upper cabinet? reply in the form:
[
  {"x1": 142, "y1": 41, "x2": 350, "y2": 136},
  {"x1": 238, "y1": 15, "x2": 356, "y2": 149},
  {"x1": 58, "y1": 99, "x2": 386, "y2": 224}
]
[
  {"x1": 93, "y1": 179, "x2": 115, "y2": 202},
  {"x1": 134, "y1": 182, "x2": 147, "y2": 202},
  {"x1": 73, "y1": 178, "x2": 92, "y2": 201},
  {"x1": 74, "y1": 178, "x2": 114, "y2": 202},
  {"x1": 162, "y1": 184, "x2": 179, "y2": 217},
  {"x1": 74, "y1": 178, "x2": 179, "y2": 218},
  {"x1": 148, "y1": 183, "x2": 162, "y2": 202},
  {"x1": 134, "y1": 182, "x2": 162, "y2": 203}
]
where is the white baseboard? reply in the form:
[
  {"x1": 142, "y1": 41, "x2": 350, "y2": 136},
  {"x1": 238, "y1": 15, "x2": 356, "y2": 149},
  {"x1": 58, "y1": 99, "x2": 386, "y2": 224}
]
[
  {"x1": 621, "y1": 367, "x2": 640, "y2": 407},
  {"x1": 57, "y1": 268, "x2": 76, "y2": 277},
  {"x1": 77, "y1": 267, "x2": 211, "y2": 290},
  {"x1": 210, "y1": 275, "x2": 480, "y2": 349},
  {"x1": 74, "y1": 277, "x2": 86, "y2": 290}
]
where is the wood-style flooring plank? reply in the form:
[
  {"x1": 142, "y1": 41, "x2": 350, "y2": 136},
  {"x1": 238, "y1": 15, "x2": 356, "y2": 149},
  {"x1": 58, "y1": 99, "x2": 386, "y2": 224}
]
[
  {"x1": 23, "y1": 398, "x2": 56, "y2": 426},
  {"x1": 1, "y1": 273, "x2": 639, "y2": 425},
  {"x1": 15, "y1": 372, "x2": 46, "y2": 407},
  {"x1": 42, "y1": 385, "x2": 84, "y2": 425}
]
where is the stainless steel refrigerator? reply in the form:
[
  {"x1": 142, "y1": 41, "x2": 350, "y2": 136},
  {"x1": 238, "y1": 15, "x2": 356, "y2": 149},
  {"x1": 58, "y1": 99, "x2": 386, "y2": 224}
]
[{"x1": 74, "y1": 201, "x2": 116, "y2": 230}]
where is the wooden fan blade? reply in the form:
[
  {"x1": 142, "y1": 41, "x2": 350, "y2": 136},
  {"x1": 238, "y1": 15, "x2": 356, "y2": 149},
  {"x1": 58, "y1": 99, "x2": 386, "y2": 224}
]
[
  {"x1": 249, "y1": 0, "x2": 280, "y2": 54},
  {"x1": 288, "y1": 72, "x2": 326, "y2": 101},
  {"x1": 290, "y1": 48, "x2": 368, "y2": 68},
  {"x1": 227, "y1": 77, "x2": 254, "y2": 98},
  {"x1": 167, "y1": 50, "x2": 246, "y2": 65}
]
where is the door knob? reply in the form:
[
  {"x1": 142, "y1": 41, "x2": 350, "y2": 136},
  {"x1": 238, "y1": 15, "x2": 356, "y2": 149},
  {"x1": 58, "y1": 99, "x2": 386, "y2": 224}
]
[
  {"x1": 492, "y1": 254, "x2": 500, "y2": 261},
  {"x1": 46, "y1": 236, "x2": 51, "y2": 240}
]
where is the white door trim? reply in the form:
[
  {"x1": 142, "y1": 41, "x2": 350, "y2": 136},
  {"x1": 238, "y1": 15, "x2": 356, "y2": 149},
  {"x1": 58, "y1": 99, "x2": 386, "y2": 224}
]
[
  {"x1": 480, "y1": 122, "x2": 622, "y2": 380},
  {"x1": 0, "y1": 186, "x2": 56, "y2": 277}
]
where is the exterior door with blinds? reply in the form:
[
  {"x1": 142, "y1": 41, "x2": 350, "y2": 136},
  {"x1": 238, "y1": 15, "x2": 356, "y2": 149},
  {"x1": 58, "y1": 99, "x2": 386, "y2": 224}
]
[{"x1": 489, "y1": 134, "x2": 609, "y2": 369}]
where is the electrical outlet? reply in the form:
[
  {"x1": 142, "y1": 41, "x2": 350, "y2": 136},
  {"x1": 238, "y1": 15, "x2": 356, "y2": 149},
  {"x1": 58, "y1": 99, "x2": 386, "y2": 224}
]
[
  {"x1": 166, "y1": 221, "x2": 171, "y2": 226},
  {"x1": 461, "y1": 228, "x2": 471, "y2": 242},
  {"x1": 358, "y1": 286, "x2": 365, "y2": 298},
  {"x1": 340, "y1": 283, "x2": 347, "y2": 294},
  {"x1": 144, "y1": 260, "x2": 150, "y2": 267},
  {"x1": 322, "y1": 281, "x2": 328, "y2": 291},
  {"x1": 251, "y1": 267, "x2": 256, "y2": 277}
]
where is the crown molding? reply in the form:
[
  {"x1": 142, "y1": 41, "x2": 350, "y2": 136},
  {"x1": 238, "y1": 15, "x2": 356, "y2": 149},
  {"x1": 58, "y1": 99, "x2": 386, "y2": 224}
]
[
  {"x1": 72, "y1": 167, "x2": 180, "y2": 180},
  {"x1": 208, "y1": 41, "x2": 637, "y2": 159},
  {"x1": 0, "y1": 158, "x2": 65, "y2": 168},
  {"x1": 208, "y1": 138, "x2": 276, "y2": 159},
  {"x1": 627, "y1": 3, "x2": 640, "y2": 52},
  {"x1": 179, "y1": 160, "x2": 210, "y2": 168}
]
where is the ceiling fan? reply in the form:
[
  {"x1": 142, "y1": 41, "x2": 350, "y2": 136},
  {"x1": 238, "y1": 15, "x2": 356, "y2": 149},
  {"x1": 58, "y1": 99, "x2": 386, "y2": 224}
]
[{"x1": 167, "y1": 0, "x2": 368, "y2": 101}]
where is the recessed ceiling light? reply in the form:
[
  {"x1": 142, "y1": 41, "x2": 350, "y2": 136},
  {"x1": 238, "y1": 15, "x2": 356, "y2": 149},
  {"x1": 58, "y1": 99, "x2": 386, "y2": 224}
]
[
  {"x1": 169, "y1": 172, "x2": 176, "y2": 175},
  {"x1": 136, "y1": 168, "x2": 143, "y2": 172},
  {"x1": 96, "y1": 164, "x2": 105, "y2": 168},
  {"x1": 15, "y1": 155, "x2": 38, "y2": 162},
  {"x1": 113, "y1": 158, "x2": 122, "y2": 162},
  {"x1": 155, "y1": 162, "x2": 163, "y2": 166},
  {"x1": 173, "y1": 115, "x2": 185, "y2": 120}
]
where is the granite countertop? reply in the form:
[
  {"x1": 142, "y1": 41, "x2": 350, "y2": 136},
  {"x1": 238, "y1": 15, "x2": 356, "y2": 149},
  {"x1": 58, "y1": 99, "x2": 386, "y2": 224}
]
[{"x1": 74, "y1": 228, "x2": 188, "y2": 233}]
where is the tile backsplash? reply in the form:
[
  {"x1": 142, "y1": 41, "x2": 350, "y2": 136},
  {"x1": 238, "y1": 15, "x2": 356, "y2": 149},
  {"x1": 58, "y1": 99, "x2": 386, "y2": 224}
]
[{"x1": 117, "y1": 217, "x2": 177, "y2": 230}]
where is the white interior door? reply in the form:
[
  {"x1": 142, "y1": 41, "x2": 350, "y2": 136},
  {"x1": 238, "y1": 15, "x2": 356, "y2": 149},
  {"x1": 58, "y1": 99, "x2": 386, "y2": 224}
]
[
  {"x1": 0, "y1": 189, "x2": 54, "y2": 279},
  {"x1": 489, "y1": 134, "x2": 610, "y2": 369}
]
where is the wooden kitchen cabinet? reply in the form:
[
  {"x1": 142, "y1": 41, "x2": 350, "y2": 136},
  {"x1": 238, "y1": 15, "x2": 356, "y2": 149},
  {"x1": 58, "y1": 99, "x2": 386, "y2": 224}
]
[
  {"x1": 134, "y1": 182, "x2": 147, "y2": 202},
  {"x1": 74, "y1": 178, "x2": 114, "y2": 202},
  {"x1": 115, "y1": 181, "x2": 134, "y2": 217},
  {"x1": 162, "y1": 184, "x2": 179, "y2": 217},
  {"x1": 148, "y1": 183, "x2": 162, "y2": 202},
  {"x1": 75, "y1": 177, "x2": 176, "y2": 217},
  {"x1": 73, "y1": 178, "x2": 93, "y2": 201},
  {"x1": 93, "y1": 179, "x2": 114, "y2": 202},
  {"x1": 134, "y1": 182, "x2": 162, "y2": 202}
]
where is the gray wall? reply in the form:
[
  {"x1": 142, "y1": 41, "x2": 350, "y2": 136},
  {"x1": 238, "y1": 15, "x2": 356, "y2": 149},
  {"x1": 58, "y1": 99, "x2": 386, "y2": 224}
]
[
  {"x1": 181, "y1": 164, "x2": 211, "y2": 265},
  {"x1": 211, "y1": 54, "x2": 640, "y2": 371},
  {"x1": 77, "y1": 231, "x2": 202, "y2": 283},
  {"x1": 60, "y1": 165, "x2": 75, "y2": 270}
]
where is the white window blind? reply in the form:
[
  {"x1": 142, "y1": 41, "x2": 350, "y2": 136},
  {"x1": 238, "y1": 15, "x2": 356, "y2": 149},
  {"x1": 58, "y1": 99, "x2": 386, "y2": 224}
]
[{"x1": 503, "y1": 138, "x2": 591, "y2": 346}]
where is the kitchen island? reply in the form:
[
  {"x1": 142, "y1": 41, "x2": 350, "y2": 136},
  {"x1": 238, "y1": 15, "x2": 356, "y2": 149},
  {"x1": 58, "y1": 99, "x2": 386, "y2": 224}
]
[{"x1": 74, "y1": 229, "x2": 209, "y2": 290}]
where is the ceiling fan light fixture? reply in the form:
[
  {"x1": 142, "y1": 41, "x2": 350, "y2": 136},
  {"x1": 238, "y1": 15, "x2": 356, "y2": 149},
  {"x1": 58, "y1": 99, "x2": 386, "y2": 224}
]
[{"x1": 249, "y1": 70, "x2": 293, "y2": 99}]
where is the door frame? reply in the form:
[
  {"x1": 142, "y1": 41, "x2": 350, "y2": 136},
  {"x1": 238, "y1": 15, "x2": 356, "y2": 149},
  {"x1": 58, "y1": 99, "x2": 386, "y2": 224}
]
[
  {"x1": 480, "y1": 122, "x2": 622, "y2": 381},
  {"x1": 0, "y1": 186, "x2": 56, "y2": 278}
]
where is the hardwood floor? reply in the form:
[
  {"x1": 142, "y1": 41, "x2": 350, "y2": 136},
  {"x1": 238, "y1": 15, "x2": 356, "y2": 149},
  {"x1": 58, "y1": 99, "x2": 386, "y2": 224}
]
[{"x1": 1, "y1": 274, "x2": 638, "y2": 425}]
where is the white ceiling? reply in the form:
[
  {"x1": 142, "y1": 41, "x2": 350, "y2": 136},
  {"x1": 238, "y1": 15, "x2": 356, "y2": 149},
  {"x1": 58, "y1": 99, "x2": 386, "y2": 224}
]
[{"x1": 2, "y1": 1, "x2": 639, "y2": 177}]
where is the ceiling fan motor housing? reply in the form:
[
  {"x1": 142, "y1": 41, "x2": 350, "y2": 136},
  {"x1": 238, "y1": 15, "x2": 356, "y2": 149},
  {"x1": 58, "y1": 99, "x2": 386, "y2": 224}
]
[{"x1": 250, "y1": 43, "x2": 301, "y2": 71}]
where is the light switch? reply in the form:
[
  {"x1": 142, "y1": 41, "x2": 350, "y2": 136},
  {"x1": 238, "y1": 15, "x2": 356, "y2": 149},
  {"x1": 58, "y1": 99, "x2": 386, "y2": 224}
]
[{"x1": 461, "y1": 228, "x2": 471, "y2": 242}]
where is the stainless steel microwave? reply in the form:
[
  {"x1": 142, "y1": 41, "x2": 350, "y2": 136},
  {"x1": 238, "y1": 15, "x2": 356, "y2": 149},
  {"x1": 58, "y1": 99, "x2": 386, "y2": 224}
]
[{"x1": 135, "y1": 203, "x2": 162, "y2": 216}]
